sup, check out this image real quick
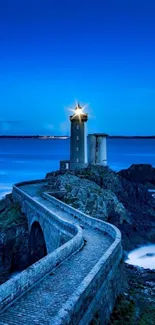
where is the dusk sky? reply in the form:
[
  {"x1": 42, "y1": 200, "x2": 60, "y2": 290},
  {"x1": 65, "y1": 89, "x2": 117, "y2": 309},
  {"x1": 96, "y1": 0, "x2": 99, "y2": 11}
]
[{"x1": 0, "y1": 0, "x2": 155, "y2": 135}]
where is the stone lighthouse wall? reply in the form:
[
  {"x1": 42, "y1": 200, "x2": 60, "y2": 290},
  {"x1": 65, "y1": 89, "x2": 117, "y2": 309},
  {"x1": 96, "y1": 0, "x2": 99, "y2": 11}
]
[{"x1": 70, "y1": 117, "x2": 88, "y2": 170}]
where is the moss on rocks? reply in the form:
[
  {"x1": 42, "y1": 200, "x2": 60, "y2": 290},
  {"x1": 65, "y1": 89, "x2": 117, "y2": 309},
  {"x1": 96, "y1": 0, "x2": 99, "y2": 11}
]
[
  {"x1": 0, "y1": 194, "x2": 26, "y2": 231},
  {"x1": 0, "y1": 194, "x2": 29, "y2": 284},
  {"x1": 46, "y1": 173, "x2": 128, "y2": 223},
  {"x1": 109, "y1": 264, "x2": 155, "y2": 325},
  {"x1": 110, "y1": 295, "x2": 136, "y2": 325}
]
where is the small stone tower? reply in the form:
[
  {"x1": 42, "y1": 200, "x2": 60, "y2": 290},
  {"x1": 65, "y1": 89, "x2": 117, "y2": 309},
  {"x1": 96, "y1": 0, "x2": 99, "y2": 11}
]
[
  {"x1": 88, "y1": 133, "x2": 108, "y2": 166},
  {"x1": 70, "y1": 103, "x2": 88, "y2": 170}
]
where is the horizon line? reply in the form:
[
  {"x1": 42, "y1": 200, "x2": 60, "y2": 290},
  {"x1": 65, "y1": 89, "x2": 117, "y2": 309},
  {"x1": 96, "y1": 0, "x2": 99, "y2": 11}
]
[{"x1": 0, "y1": 135, "x2": 155, "y2": 139}]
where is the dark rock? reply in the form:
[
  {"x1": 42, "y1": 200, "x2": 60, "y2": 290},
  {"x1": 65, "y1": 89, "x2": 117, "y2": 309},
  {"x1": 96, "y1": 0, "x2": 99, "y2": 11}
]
[
  {"x1": 0, "y1": 194, "x2": 30, "y2": 284},
  {"x1": 119, "y1": 164, "x2": 155, "y2": 188},
  {"x1": 140, "y1": 253, "x2": 155, "y2": 258},
  {"x1": 109, "y1": 263, "x2": 155, "y2": 325},
  {"x1": 46, "y1": 173, "x2": 129, "y2": 224},
  {"x1": 76, "y1": 166, "x2": 155, "y2": 251}
]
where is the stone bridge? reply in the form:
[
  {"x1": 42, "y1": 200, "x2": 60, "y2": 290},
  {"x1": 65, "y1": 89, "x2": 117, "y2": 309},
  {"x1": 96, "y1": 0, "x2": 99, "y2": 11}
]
[{"x1": 0, "y1": 179, "x2": 122, "y2": 325}]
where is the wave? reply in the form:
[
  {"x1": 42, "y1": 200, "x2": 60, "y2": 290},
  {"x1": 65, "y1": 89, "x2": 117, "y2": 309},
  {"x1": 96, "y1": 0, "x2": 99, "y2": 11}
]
[{"x1": 125, "y1": 245, "x2": 155, "y2": 270}]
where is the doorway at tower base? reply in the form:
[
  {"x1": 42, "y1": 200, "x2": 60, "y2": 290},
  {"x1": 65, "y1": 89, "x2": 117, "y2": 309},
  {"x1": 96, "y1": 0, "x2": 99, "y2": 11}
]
[
  {"x1": 60, "y1": 160, "x2": 70, "y2": 171},
  {"x1": 60, "y1": 160, "x2": 88, "y2": 171}
]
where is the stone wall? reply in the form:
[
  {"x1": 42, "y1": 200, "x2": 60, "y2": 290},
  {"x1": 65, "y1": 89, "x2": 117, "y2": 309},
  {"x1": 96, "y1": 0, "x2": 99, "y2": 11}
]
[
  {"x1": 43, "y1": 193, "x2": 122, "y2": 325},
  {"x1": 0, "y1": 184, "x2": 83, "y2": 312},
  {"x1": 13, "y1": 185, "x2": 76, "y2": 253}
]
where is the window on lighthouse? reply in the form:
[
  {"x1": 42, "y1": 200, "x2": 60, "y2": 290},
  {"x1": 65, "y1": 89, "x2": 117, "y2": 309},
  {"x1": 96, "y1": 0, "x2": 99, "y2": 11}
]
[
  {"x1": 77, "y1": 125, "x2": 79, "y2": 130},
  {"x1": 77, "y1": 158, "x2": 79, "y2": 162},
  {"x1": 77, "y1": 136, "x2": 79, "y2": 140},
  {"x1": 76, "y1": 147, "x2": 79, "y2": 151}
]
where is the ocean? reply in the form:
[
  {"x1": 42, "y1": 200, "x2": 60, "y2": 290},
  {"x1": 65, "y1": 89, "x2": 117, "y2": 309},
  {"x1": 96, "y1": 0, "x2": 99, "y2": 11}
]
[{"x1": 0, "y1": 138, "x2": 155, "y2": 199}]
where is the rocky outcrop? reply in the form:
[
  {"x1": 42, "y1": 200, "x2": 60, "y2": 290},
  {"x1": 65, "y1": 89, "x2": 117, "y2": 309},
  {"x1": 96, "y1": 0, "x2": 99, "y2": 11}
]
[
  {"x1": 76, "y1": 166, "x2": 155, "y2": 251},
  {"x1": 109, "y1": 264, "x2": 155, "y2": 325},
  {"x1": 46, "y1": 173, "x2": 128, "y2": 222},
  {"x1": 46, "y1": 165, "x2": 155, "y2": 251},
  {"x1": 0, "y1": 195, "x2": 29, "y2": 284},
  {"x1": 119, "y1": 164, "x2": 155, "y2": 188}
]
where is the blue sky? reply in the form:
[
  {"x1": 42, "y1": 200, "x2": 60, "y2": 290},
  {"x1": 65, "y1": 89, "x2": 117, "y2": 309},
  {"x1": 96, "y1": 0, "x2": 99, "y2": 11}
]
[{"x1": 0, "y1": 0, "x2": 155, "y2": 135}]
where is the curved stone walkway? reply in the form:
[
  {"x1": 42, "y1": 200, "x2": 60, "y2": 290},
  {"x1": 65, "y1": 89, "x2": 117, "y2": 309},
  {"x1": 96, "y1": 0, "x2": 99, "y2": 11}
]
[{"x1": 0, "y1": 184, "x2": 113, "y2": 325}]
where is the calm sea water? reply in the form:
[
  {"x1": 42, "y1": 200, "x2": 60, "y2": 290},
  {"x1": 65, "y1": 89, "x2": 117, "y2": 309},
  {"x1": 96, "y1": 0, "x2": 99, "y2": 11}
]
[{"x1": 0, "y1": 138, "x2": 155, "y2": 198}]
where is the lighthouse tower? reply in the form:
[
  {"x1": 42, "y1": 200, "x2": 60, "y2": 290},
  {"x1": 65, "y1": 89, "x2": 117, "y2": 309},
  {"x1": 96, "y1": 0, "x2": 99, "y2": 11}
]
[{"x1": 70, "y1": 103, "x2": 88, "y2": 170}]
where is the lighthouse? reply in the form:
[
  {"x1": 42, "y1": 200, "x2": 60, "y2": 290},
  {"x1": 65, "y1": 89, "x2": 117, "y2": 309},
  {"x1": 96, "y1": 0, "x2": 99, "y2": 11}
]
[
  {"x1": 60, "y1": 101, "x2": 108, "y2": 172},
  {"x1": 70, "y1": 103, "x2": 88, "y2": 170}
]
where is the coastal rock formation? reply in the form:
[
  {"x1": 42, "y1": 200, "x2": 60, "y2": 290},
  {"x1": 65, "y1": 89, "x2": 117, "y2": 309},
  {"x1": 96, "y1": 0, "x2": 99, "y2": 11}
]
[
  {"x1": 0, "y1": 194, "x2": 29, "y2": 284},
  {"x1": 110, "y1": 264, "x2": 155, "y2": 325},
  {"x1": 46, "y1": 173, "x2": 128, "y2": 222},
  {"x1": 46, "y1": 165, "x2": 155, "y2": 251},
  {"x1": 119, "y1": 164, "x2": 155, "y2": 188}
]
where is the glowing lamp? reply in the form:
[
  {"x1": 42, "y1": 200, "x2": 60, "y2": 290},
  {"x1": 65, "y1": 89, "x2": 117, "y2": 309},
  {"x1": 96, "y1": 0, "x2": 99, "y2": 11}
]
[{"x1": 70, "y1": 102, "x2": 87, "y2": 122}]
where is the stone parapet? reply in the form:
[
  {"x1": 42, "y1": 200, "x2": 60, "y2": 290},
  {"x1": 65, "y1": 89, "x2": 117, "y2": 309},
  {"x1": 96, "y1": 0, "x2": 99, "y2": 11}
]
[{"x1": 0, "y1": 184, "x2": 83, "y2": 313}]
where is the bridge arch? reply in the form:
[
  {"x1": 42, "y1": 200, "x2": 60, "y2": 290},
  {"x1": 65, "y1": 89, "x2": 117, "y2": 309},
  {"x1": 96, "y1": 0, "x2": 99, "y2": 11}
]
[{"x1": 29, "y1": 221, "x2": 47, "y2": 265}]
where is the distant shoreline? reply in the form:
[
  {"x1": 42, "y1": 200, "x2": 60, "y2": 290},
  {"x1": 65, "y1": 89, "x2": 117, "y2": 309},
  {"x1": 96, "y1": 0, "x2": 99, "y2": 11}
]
[
  {"x1": 108, "y1": 136, "x2": 155, "y2": 139},
  {"x1": 0, "y1": 135, "x2": 155, "y2": 139},
  {"x1": 0, "y1": 136, "x2": 69, "y2": 139}
]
